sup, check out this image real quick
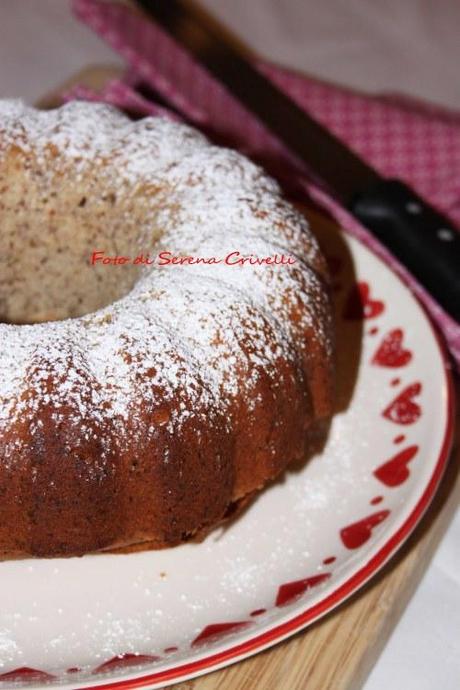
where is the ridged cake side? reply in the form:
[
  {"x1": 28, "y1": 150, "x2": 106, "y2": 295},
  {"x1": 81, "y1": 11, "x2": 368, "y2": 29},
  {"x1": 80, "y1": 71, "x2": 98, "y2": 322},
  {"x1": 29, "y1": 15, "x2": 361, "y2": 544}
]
[{"x1": 0, "y1": 100, "x2": 334, "y2": 558}]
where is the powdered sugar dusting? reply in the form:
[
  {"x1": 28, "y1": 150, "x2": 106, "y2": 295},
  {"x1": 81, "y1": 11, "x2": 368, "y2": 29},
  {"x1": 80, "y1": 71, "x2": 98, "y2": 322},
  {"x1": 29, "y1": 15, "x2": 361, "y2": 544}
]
[{"x1": 0, "y1": 99, "x2": 331, "y2": 471}]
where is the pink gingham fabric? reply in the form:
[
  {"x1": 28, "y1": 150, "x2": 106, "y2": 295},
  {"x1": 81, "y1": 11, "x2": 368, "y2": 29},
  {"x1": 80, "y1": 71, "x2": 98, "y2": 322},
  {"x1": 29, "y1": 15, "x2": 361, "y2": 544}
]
[{"x1": 72, "y1": 0, "x2": 460, "y2": 367}]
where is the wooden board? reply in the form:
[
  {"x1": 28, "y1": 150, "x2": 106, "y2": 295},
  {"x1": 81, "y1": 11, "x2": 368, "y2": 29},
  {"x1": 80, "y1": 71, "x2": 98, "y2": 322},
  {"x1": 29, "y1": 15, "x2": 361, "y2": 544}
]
[{"x1": 40, "y1": 66, "x2": 459, "y2": 690}]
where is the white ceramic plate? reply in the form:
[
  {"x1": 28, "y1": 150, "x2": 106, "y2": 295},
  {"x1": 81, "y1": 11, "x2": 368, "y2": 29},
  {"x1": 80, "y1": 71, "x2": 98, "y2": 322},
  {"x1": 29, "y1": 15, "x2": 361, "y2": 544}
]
[{"x1": 0, "y1": 225, "x2": 453, "y2": 689}]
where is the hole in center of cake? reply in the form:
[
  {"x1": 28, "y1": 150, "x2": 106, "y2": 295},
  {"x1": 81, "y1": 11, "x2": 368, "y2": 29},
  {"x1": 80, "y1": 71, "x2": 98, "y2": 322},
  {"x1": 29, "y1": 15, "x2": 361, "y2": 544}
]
[{"x1": 0, "y1": 177, "x2": 151, "y2": 324}]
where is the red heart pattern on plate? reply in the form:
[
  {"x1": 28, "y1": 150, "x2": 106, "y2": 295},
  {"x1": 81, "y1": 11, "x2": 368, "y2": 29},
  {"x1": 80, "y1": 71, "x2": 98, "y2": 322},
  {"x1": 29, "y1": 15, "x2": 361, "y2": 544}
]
[
  {"x1": 374, "y1": 445, "x2": 419, "y2": 487},
  {"x1": 192, "y1": 622, "x2": 251, "y2": 647},
  {"x1": 0, "y1": 668, "x2": 56, "y2": 682},
  {"x1": 340, "y1": 510, "x2": 390, "y2": 549},
  {"x1": 372, "y1": 329, "x2": 412, "y2": 367},
  {"x1": 275, "y1": 573, "x2": 331, "y2": 607},
  {"x1": 382, "y1": 383, "x2": 422, "y2": 425},
  {"x1": 93, "y1": 654, "x2": 160, "y2": 674}
]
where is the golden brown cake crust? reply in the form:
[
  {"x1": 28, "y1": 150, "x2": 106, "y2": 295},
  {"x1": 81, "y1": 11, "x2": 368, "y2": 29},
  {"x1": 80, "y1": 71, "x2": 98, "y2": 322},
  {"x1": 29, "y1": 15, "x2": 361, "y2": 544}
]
[{"x1": 0, "y1": 100, "x2": 334, "y2": 559}]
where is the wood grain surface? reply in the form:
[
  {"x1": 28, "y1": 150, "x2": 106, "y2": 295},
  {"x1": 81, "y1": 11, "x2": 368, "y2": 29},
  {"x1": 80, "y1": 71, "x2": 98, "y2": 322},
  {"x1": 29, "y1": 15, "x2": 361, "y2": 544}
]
[{"x1": 40, "y1": 65, "x2": 459, "y2": 690}]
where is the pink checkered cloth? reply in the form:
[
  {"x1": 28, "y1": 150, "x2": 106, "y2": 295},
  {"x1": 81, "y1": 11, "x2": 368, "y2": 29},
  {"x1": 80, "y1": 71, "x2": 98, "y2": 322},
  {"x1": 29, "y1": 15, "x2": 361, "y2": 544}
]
[{"x1": 72, "y1": 0, "x2": 460, "y2": 368}]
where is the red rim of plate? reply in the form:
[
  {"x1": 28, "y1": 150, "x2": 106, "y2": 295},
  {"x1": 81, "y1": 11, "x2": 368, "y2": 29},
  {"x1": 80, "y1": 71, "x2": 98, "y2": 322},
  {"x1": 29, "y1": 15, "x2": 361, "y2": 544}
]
[{"x1": 70, "y1": 262, "x2": 457, "y2": 690}]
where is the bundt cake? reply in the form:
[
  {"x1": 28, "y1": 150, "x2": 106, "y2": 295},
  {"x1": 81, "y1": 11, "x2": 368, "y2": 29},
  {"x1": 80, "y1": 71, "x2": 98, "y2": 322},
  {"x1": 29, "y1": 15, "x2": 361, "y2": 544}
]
[{"x1": 0, "y1": 99, "x2": 334, "y2": 559}]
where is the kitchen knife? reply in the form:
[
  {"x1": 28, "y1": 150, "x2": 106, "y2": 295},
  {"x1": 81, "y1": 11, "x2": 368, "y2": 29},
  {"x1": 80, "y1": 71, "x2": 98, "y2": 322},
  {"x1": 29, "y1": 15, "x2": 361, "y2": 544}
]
[{"x1": 136, "y1": 0, "x2": 460, "y2": 322}]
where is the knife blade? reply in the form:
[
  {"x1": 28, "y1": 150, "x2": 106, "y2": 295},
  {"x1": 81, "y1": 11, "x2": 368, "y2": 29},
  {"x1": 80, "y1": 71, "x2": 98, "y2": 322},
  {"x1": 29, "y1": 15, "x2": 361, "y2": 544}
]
[{"x1": 136, "y1": 0, "x2": 460, "y2": 322}]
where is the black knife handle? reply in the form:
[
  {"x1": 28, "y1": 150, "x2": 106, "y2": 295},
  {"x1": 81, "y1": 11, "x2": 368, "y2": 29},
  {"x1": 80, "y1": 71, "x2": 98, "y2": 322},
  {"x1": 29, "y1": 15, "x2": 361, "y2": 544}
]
[{"x1": 349, "y1": 179, "x2": 460, "y2": 322}]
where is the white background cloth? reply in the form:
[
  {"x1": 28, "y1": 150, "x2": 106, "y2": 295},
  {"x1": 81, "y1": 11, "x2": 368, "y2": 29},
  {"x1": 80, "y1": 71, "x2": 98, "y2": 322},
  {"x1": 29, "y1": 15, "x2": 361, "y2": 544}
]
[{"x1": 0, "y1": 2, "x2": 459, "y2": 688}]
